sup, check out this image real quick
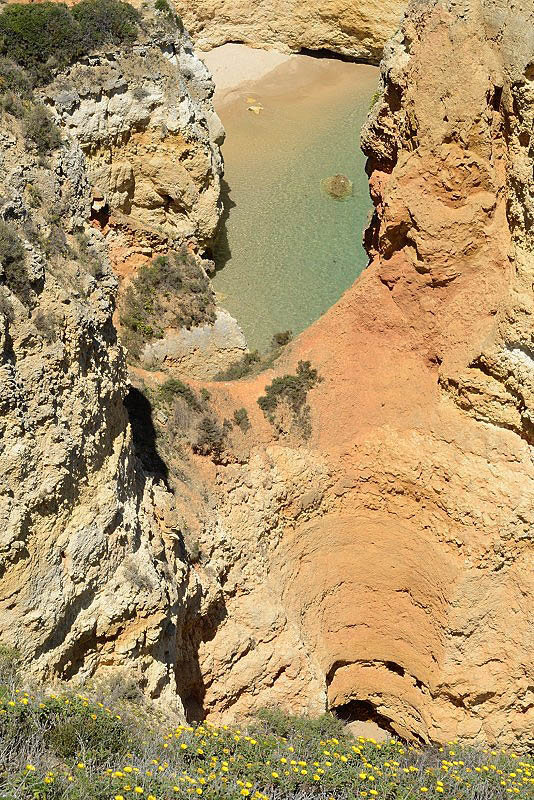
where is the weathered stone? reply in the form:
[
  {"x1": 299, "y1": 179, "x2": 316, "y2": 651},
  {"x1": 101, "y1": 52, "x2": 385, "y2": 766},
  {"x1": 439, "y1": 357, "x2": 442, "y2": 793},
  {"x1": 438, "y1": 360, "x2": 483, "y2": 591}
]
[
  {"x1": 172, "y1": 0, "x2": 407, "y2": 63},
  {"x1": 321, "y1": 174, "x2": 353, "y2": 200}
]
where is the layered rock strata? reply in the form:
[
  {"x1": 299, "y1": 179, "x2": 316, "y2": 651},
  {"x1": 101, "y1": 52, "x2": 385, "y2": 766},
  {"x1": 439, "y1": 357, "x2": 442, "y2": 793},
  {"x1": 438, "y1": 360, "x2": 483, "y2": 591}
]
[
  {"x1": 0, "y1": 13, "x2": 228, "y2": 709},
  {"x1": 173, "y1": 0, "x2": 407, "y2": 63},
  {"x1": 2, "y1": 0, "x2": 534, "y2": 752},
  {"x1": 165, "y1": 0, "x2": 534, "y2": 748}
]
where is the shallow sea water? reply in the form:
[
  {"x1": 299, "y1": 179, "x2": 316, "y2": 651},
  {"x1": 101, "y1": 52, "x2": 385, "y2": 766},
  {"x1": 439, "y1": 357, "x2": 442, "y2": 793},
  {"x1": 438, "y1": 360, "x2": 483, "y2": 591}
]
[{"x1": 211, "y1": 59, "x2": 379, "y2": 352}]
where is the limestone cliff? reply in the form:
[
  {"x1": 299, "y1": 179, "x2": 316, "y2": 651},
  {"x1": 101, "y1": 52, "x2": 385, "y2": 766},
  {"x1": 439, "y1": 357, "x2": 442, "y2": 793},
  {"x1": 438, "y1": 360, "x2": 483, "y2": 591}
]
[
  {"x1": 152, "y1": 0, "x2": 534, "y2": 748},
  {"x1": 0, "y1": 7, "x2": 228, "y2": 711},
  {"x1": 172, "y1": 0, "x2": 407, "y2": 63},
  {"x1": 2, "y1": 0, "x2": 534, "y2": 753}
]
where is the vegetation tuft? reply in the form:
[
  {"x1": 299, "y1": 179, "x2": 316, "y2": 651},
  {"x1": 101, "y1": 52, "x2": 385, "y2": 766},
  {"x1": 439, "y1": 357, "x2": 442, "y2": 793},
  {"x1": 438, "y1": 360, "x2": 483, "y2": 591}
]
[
  {"x1": 159, "y1": 378, "x2": 202, "y2": 412},
  {"x1": 120, "y1": 248, "x2": 216, "y2": 362},
  {"x1": 0, "y1": 0, "x2": 140, "y2": 85},
  {"x1": 233, "y1": 407, "x2": 250, "y2": 432},
  {"x1": 22, "y1": 102, "x2": 61, "y2": 154},
  {"x1": 193, "y1": 415, "x2": 232, "y2": 461},
  {"x1": 257, "y1": 360, "x2": 320, "y2": 438},
  {"x1": 0, "y1": 678, "x2": 530, "y2": 800},
  {"x1": 0, "y1": 221, "x2": 28, "y2": 301},
  {"x1": 213, "y1": 350, "x2": 261, "y2": 381},
  {"x1": 213, "y1": 330, "x2": 293, "y2": 383}
]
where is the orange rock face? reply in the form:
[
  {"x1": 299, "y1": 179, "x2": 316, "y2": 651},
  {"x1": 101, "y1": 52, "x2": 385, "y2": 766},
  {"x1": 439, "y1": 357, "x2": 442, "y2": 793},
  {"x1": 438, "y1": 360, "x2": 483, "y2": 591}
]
[{"x1": 180, "y1": 0, "x2": 534, "y2": 748}]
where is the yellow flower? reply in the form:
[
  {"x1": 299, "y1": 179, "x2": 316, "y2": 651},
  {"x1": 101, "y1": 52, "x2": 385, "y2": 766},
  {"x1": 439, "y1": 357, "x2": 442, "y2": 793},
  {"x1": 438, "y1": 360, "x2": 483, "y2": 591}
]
[
  {"x1": 196, "y1": 790, "x2": 203, "y2": 795},
  {"x1": 25, "y1": 765, "x2": 36, "y2": 771},
  {"x1": 271, "y1": 772, "x2": 279, "y2": 779},
  {"x1": 115, "y1": 796, "x2": 125, "y2": 800},
  {"x1": 147, "y1": 796, "x2": 157, "y2": 800},
  {"x1": 240, "y1": 791, "x2": 250, "y2": 797},
  {"x1": 420, "y1": 789, "x2": 429, "y2": 793},
  {"x1": 369, "y1": 791, "x2": 378, "y2": 796},
  {"x1": 134, "y1": 787, "x2": 144, "y2": 794},
  {"x1": 313, "y1": 775, "x2": 320, "y2": 781},
  {"x1": 77, "y1": 763, "x2": 85, "y2": 769}
]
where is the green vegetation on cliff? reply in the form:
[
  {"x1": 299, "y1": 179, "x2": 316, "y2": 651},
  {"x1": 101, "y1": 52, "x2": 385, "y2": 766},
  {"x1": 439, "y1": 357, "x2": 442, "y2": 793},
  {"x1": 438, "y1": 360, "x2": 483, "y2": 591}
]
[
  {"x1": 0, "y1": 0, "x2": 139, "y2": 84},
  {"x1": 0, "y1": 677, "x2": 529, "y2": 800},
  {"x1": 120, "y1": 249, "x2": 216, "y2": 362}
]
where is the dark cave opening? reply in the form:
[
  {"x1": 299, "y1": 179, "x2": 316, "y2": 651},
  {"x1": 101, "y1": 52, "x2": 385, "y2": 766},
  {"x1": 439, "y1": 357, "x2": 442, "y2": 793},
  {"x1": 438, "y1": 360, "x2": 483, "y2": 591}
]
[
  {"x1": 298, "y1": 46, "x2": 373, "y2": 65},
  {"x1": 334, "y1": 699, "x2": 398, "y2": 737}
]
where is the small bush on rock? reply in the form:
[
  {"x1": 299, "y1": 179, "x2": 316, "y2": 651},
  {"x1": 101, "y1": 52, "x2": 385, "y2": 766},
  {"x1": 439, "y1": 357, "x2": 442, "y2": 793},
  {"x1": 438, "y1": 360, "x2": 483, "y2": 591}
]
[
  {"x1": 159, "y1": 377, "x2": 202, "y2": 412},
  {"x1": 213, "y1": 350, "x2": 261, "y2": 381},
  {"x1": 0, "y1": 0, "x2": 140, "y2": 85},
  {"x1": 23, "y1": 102, "x2": 61, "y2": 153},
  {"x1": 71, "y1": 0, "x2": 139, "y2": 52},
  {"x1": 0, "y1": 221, "x2": 26, "y2": 298},
  {"x1": 233, "y1": 406, "x2": 250, "y2": 431},
  {"x1": 258, "y1": 360, "x2": 320, "y2": 438},
  {"x1": 193, "y1": 414, "x2": 230, "y2": 461}
]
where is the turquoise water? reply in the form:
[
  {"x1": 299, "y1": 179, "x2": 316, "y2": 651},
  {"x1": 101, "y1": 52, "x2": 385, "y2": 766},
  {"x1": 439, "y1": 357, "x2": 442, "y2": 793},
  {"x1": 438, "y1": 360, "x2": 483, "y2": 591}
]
[{"x1": 212, "y1": 61, "x2": 379, "y2": 352}]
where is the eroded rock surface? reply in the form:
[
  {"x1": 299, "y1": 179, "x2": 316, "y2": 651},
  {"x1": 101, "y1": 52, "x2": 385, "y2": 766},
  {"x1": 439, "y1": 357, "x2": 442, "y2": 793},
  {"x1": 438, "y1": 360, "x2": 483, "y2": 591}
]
[
  {"x1": 173, "y1": 0, "x2": 407, "y2": 63},
  {"x1": 0, "y1": 12, "x2": 226, "y2": 711},
  {"x1": 164, "y1": 0, "x2": 534, "y2": 748},
  {"x1": 2, "y1": 0, "x2": 534, "y2": 752}
]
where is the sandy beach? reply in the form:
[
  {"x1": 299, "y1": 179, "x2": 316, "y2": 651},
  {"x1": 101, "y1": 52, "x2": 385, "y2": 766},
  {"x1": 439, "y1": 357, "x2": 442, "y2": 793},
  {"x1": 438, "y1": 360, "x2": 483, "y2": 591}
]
[
  {"x1": 201, "y1": 43, "x2": 378, "y2": 109},
  {"x1": 201, "y1": 43, "x2": 293, "y2": 104}
]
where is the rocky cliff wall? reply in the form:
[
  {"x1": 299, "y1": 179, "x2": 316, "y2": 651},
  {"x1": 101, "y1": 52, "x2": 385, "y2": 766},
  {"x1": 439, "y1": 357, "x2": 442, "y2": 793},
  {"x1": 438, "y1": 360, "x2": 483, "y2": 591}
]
[
  {"x1": 154, "y1": 0, "x2": 534, "y2": 748},
  {"x1": 173, "y1": 0, "x2": 407, "y2": 63},
  {"x1": 0, "y1": 9, "x2": 230, "y2": 711},
  {"x1": 2, "y1": 0, "x2": 534, "y2": 751}
]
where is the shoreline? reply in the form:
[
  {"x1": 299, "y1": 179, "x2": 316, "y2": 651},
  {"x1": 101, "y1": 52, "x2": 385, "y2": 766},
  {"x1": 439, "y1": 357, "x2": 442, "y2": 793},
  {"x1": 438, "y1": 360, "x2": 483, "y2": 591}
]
[
  {"x1": 201, "y1": 43, "x2": 378, "y2": 110},
  {"x1": 201, "y1": 44, "x2": 293, "y2": 106}
]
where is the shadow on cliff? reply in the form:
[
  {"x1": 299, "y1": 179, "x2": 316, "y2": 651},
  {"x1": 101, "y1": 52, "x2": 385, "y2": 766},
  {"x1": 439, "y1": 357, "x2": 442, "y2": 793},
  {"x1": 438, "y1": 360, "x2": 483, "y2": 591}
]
[
  {"x1": 175, "y1": 594, "x2": 228, "y2": 722},
  {"x1": 123, "y1": 387, "x2": 169, "y2": 484},
  {"x1": 212, "y1": 178, "x2": 235, "y2": 273}
]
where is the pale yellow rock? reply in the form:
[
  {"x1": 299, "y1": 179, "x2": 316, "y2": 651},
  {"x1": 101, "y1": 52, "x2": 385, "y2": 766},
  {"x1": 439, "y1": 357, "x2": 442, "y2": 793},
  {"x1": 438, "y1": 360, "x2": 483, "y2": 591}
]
[{"x1": 173, "y1": 0, "x2": 408, "y2": 63}]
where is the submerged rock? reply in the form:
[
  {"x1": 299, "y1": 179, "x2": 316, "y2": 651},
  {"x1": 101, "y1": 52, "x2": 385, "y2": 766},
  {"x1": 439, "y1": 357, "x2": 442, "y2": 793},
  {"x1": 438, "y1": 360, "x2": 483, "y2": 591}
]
[{"x1": 321, "y1": 173, "x2": 353, "y2": 200}]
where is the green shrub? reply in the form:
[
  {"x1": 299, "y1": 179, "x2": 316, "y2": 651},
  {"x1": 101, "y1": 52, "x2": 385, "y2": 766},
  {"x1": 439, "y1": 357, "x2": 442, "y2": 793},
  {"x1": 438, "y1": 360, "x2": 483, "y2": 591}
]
[
  {"x1": 0, "y1": 221, "x2": 26, "y2": 298},
  {"x1": 0, "y1": 0, "x2": 140, "y2": 85},
  {"x1": 257, "y1": 360, "x2": 320, "y2": 438},
  {"x1": 0, "y1": 3, "x2": 81, "y2": 83},
  {"x1": 271, "y1": 329, "x2": 292, "y2": 348},
  {"x1": 22, "y1": 102, "x2": 61, "y2": 153},
  {"x1": 258, "y1": 360, "x2": 319, "y2": 417},
  {"x1": 193, "y1": 415, "x2": 229, "y2": 460},
  {"x1": 0, "y1": 56, "x2": 31, "y2": 97},
  {"x1": 233, "y1": 406, "x2": 250, "y2": 431},
  {"x1": 159, "y1": 377, "x2": 201, "y2": 411},
  {"x1": 213, "y1": 350, "x2": 261, "y2": 381},
  {"x1": 252, "y1": 707, "x2": 347, "y2": 743},
  {"x1": 71, "y1": 0, "x2": 140, "y2": 52}
]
